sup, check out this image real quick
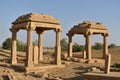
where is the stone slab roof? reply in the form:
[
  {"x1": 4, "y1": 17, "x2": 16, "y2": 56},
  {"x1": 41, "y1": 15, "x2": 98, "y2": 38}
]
[
  {"x1": 11, "y1": 13, "x2": 62, "y2": 30},
  {"x1": 67, "y1": 21, "x2": 109, "y2": 35},
  {"x1": 12, "y1": 13, "x2": 60, "y2": 25}
]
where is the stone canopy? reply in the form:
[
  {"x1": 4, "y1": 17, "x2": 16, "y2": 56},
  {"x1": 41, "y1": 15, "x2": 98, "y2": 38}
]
[
  {"x1": 12, "y1": 13, "x2": 62, "y2": 30},
  {"x1": 67, "y1": 21, "x2": 109, "y2": 60},
  {"x1": 10, "y1": 13, "x2": 62, "y2": 72},
  {"x1": 67, "y1": 21, "x2": 109, "y2": 36}
]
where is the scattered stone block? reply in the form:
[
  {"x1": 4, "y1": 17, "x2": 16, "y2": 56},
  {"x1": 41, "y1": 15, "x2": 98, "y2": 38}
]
[
  {"x1": 82, "y1": 51, "x2": 86, "y2": 59},
  {"x1": 72, "y1": 58, "x2": 79, "y2": 62},
  {"x1": 88, "y1": 67, "x2": 101, "y2": 72},
  {"x1": 62, "y1": 62, "x2": 70, "y2": 66},
  {"x1": 5, "y1": 71, "x2": 16, "y2": 80},
  {"x1": 61, "y1": 53, "x2": 68, "y2": 59},
  {"x1": 66, "y1": 57, "x2": 72, "y2": 61},
  {"x1": 78, "y1": 59, "x2": 86, "y2": 63},
  {"x1": 91, "y1": 67, "x2": 100, "y2": 72}
]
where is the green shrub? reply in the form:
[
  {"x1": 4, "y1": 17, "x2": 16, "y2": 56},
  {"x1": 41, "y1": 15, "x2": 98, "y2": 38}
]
[
  {"x1": 92, "y1": 42, "x2": 103, "y2": 50},
  {"x1": 108, "y1": 43, "x2": 116, "y2": 48},
  {"x1": 60, "y1": 38, "x2": 68, "y2": 52},
  {"x1": 73, "y1": 43, "x2": 85, "y2": 52},
  {"x1": 2, "y1": 38, "x2": 27, "y2": 52},
  {"x1": 2, "y1": 38, "x2": 12, "y2": 50}
]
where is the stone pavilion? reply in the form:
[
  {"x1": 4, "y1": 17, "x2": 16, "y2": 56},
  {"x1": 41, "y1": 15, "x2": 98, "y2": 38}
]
[
  {"x1": 10, "y1": 13, "x2": 63, "y2": 72},
  {"x1": 67, "y1": 21, "x2": 109, "y2": 60},
  {"x1": 67, "y1": 21, "x2": 111, "y2": 74}
]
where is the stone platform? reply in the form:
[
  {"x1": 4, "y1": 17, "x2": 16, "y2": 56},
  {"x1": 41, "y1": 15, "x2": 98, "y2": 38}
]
[
  {"x1": 81, "y1": 71, "x2": 120, "y2": 80},
  {"x1": 12, "y1": 64, "x2": 65, "y2": 73}
]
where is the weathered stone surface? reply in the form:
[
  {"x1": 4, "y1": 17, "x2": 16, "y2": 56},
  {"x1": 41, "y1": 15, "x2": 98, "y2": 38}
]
[
  {"x1": 33, "y1": 46, "x2": 38, "y2": 64},
  {"x1": 105, "y1": 54, "x2": 111, "y2": 74},
  {"x1": 78, "y1": 59, "x2": 86, "y2": 63},
  {"x1": 12, "y1": 13, "x2": 60, "y2": 25},
  {"x1": 67, "y1": 21, "x2": 110, "y2": 75},
  {"x1": 61, "y1": 53, "x2": 68, "y2": 59},
  {"x1": 90, "y1": 67, "x2": 101, "y2": 72},
  {"x1": 67, "y1": 21, "x2": 109, "y2": 35},
  {"x1": 10, "y1": 13, "x2": 63, "y2": 72},
  {"x1": 81, "y1": 72, "x2": 120, "y2": 80},
  {"x1": 66, "y1": 57, "x2": 72, "y2": 61},
  {"x1": 72, "y1": 58, "x2": 79, "y2": 62},
  {"x1": 5, "y1": 70, "x2": 17, "y2": 80},
  {"x1": 83, "y1": 51, "x2": 86, "y2": 59},
  {"x1": 67, "y1": 21, "x2": 109, "y2": 60},
  {"x1": 62, "y1": 61, "x2": 71, "y2": 66}
]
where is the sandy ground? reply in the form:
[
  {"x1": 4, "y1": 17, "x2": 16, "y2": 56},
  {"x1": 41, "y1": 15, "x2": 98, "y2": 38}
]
[{"x1": 0, "y1": 48, "x2": 120, "y2": 80}]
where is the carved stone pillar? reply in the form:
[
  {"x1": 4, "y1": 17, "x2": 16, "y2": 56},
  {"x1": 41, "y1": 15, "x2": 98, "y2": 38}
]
[
  {"x1": 105, "y1": 54, "x2": 111, "y2": 74},
  {"x1": 84, "y1": 35, "x2": 87, "y2": 59},
  {"x1": 33, "y1": 46, "x2": 38, "y2": 64},
  {"x1": 10, "y1": 28, "x2": 19, "y2": 64},
  {"x1": 55, "y1": 29, "x2": 61, "y2": 65},
  {"x1": 103, "y1": 34, "x2": 108, "y2": 58},
  {"x1": 68, "y1": 34, "x2": 73, "y2": 57},
  {"x1": 85, "y1": 34, "x2": 92, "y2": 60},
  {"x1": 26, "y1": 28, "x2": 34, "y2": 67},
  {"x1": 36, "y1": 30, "x2": 44, "y2": 62}
]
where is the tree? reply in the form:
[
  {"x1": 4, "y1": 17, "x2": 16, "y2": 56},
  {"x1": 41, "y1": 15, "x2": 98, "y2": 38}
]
[
  {"x1": 17, "y1": 40, "x2": 27, "y2": 52},
  {"x1": 108, "y1": 43, "x2": 116, "y2": 48},
  {"x1": 33, "y1": 40, "x2": 38, "y2": 46},
  {"x1": 73, "y1": 43, "x2": 85, "y2": 52},
  {"x1": 2, "y1": 38, "x2": 27, "y2": 52},
  {"x1": 2, "y1": 38, "x2": 12, "y2": 50},
  {"x1": 60, "y1": 38, "x2": 68, "y2": 52},
  {"x1": 92, "y1": 42, "x2": 103, "y2": 50}
]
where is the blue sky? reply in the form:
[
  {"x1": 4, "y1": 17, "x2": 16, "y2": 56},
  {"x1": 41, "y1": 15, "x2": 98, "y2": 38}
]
[{"x1": 0, "y1": 0, "x2": 120, "y2": 46}]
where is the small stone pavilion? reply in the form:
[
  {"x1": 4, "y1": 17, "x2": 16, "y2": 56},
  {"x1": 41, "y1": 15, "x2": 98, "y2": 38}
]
[
  {"x1": 67, "y1": 21, "x2": 109, "y2": 60},
  {"x1": 67, "y1": 21, "x2": 111, "y2": 74},
  {"x1": 10, "y1": 13, "x2": 63, "y2": 72}
]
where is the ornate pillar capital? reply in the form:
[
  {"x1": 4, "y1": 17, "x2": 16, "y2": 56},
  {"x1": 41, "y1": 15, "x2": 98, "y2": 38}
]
[
  {"x1": 102, "y1": 33, "x2": 109, "y2": 37},
  {"x1": 54, "y1": 28, "x2": 62, "y2": 32},
  {"x1": 66, "y1": 33, "x2": 74, "y2": 38},
  {"x1": 85, "y1": 30, "x2": 93, "y2": 37},
  {"x1": 36, "y1": 29, "x2": 44, "y2": 35},
  {"x1": 9, "y1": 28, "x2": 19, "y2": 33},
  {"x1": 26, "y1": 22, "x2": 36, "y2": 31}
]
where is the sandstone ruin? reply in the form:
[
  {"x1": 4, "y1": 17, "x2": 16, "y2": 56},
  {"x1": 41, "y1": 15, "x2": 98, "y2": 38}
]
[
  {"x1": 67, "y1": 21, "x2": 111, "y2": 74},
  {"x1": 8, "y1": 13, "x2": 117, "y2": 80},
  {"x1": 67, "y1": 21, "x2": 109, "y2": 59},
  {"x1": 9, "y1": 13, "x2": 63, "y2": 72}
]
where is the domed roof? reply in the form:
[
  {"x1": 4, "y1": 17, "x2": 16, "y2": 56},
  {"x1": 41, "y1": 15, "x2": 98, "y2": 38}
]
[{"x1": 12, "y1": 13, "x2": 60, "y2": 25}]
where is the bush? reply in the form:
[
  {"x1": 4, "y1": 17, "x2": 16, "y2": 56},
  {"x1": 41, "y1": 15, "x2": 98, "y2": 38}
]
[
  {"x1": 17, "y1": 40, "x2": 27, "y2": 52},
  {"x1": 111, "y1": 63, "x2": 120, "y2": 68},
  {"x1": 108, "y1": 43, "x2": 116, "y2": 48},
  {"x1": 2, "y1": 38, "x2": 27, "y2": 52},
  {"x1": 73, "y1": 43, "x2": 85, "y2": 52},
  {"x1": 2, "y1": 38, "x2": 12, "y2": 50},
  {"x1": 92, "y1": 42, "x2": 103, "y2": 50},
  {"x1": 60, "y1": 38, "x2": 68, "y2": 52}
]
